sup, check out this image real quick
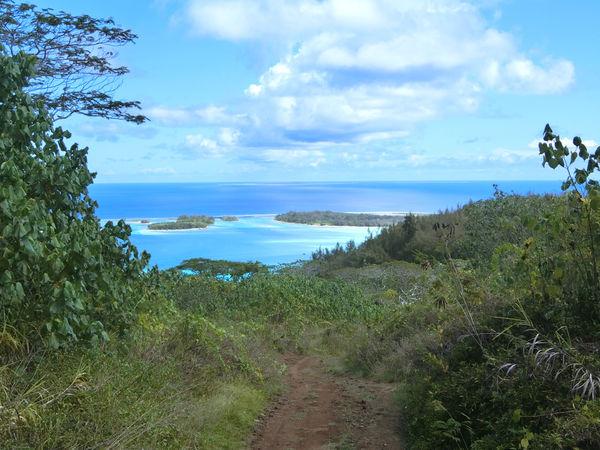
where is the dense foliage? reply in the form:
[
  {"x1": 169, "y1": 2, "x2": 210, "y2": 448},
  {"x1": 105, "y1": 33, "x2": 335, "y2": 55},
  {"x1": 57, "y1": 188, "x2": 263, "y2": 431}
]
[
  {"x1": 0, "y1": 49, "x2": 148, "y2": 348},
  {"x1": 310, "y1": 192, "x2": 560, "y2": 272},
  {"x1": 1, "y1": 263, "x2": 386, "y2": 447},
  {"x1": 0, "y1": 276, "x2": 274, "y2": 448},
  {"x1": 276, "y1": 210, "x2": 403, "y2": 226},
  {"x1": 148, "y1": 214, "x2": 215, "y2": 230},
  {"x1": 338, "y1": 126, "x2": 600, "y2": 449},
  {"x1": 169, "y1": 271, "x2": 378, "y2": 323},
  {"x1": 176, "y1": 258, "x2": 268, "y2": 280}
]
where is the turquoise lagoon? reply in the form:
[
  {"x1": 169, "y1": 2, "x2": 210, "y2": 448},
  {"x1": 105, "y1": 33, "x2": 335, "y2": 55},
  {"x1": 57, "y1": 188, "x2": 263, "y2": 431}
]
[
  {"x1": 92, "y1": 181, "x2": 561, "y2": 268},
  {"x1": 127, "y1": 215, "x2": 375, "y2": 269}
]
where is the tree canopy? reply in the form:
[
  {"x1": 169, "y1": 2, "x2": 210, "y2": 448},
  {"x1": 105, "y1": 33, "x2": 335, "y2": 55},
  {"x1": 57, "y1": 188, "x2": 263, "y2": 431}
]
[{"x1": 0, "y1": 0, "x2": 146, "y2": 123}]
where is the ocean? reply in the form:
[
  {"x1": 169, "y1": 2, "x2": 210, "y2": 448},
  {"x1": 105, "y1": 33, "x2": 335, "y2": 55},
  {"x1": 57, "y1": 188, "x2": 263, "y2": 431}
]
[{"x1": 90, "y1": 181, "x2": 560, "y2": 268}]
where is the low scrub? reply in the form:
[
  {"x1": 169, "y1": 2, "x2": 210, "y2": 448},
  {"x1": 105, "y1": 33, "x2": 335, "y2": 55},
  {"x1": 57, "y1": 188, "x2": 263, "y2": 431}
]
[
  {"x1": 0, "y1": 288, "x2": 281, "y2": 448},
  {"x1": 342, "y1": 126, "x2": 600, "y2": 449}
]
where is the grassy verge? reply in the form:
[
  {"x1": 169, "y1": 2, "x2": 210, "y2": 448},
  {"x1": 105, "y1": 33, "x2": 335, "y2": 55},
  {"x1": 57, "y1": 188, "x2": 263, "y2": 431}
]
[
  {"x1": 1, "y1": 314, "x2": 278, "y2": 448},
  {"x1": 1, "y1": 270, "x2": 387, "y2": 448}
]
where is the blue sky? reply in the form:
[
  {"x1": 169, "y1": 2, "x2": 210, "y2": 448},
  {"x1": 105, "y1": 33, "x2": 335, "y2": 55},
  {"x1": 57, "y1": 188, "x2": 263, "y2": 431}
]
[{"x1": 36, "y1": 0, "x2": 600, "y2": 183}]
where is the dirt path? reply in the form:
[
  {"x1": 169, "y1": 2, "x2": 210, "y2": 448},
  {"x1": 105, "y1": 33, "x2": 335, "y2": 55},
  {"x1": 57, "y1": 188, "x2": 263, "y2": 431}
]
[{"x1": 251, "y1": 354, "x2": 403, "y2": 450}]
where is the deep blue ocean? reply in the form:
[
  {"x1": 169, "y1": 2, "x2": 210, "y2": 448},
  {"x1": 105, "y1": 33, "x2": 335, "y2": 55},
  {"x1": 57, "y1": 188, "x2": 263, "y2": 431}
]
[{"x1": 90, "y1": 181, "x2": 560, "y2": 268}]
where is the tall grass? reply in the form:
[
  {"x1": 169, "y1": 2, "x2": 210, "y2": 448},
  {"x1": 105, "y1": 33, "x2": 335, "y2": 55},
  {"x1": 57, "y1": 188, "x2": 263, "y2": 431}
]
[{"x1": 1, "y1": 270, "x2": 385, "y2": 448}]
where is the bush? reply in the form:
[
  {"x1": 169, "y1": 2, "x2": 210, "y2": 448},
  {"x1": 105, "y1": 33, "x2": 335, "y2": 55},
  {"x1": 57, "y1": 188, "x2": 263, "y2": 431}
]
[
  {"x1": 0, "y1": 50, "x2": 148, "y2": 348},
  {"x1": 342, "y1": 126, "x2": 600, "y2": 448}
]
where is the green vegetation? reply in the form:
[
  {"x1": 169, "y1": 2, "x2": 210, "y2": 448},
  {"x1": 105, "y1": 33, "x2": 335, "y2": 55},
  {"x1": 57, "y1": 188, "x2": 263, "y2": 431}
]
[
  {"x1": 148, "y1": 215, "x2": 215, "y2": 230},
  {"x1": 276, "y1": 210, "x2": 404, "y2": 226},
  {"x1": 0, "y1": 47, "x2": 272, "y2": 448},
  {"x1": 309, "y1": 193, "x2": 559, "y2": 271},
  {"x1": 0, "y1": 50, "x2": 148, "y2": 349},
  {"x1": 1, "y1": 261, "x2": 383, "y2": 447},
  {"x1": 220, "y1": 215, "x2": 239, "y2": 221},
  {"x1": 176, "y1": 258, "x2": 268, "y2": 279},
  {"x1": 313, "y1": 126, "x2": 600, "y2": 448},
  {"x1": 3, "y1": 3, "x2": 600, "y2": 447}
]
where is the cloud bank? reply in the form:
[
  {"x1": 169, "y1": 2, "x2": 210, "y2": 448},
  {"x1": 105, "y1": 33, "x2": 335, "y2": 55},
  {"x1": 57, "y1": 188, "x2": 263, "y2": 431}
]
[{"x1": 154, "y1": 0, "x2": 575, "y2": 168}]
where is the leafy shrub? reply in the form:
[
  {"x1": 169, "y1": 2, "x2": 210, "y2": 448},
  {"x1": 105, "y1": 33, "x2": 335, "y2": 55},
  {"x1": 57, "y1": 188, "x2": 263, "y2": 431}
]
[
  {"x1": 175, "y1": 258, "x2": 268, "y2": 280},
  {"x1": 0, "y1": 50, "x2": 148, "y2": 348},
  {"x1": 458, "y1": 187, "x2": 560, "y2": 264},
  {"x1": 343, "y1": 126, "x2": 600, "y2": 448}
]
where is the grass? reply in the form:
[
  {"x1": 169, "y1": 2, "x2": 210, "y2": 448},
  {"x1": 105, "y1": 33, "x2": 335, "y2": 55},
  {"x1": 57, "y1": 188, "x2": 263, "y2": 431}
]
[
  {"x1": 0, "y1": 312, "x2": 281, "y2": 448},
  {"x1": 190, "y1": 383, "x2": 267, "y2": 449},
  {"x1": 1, "y1": 270, "x2": 387, "y2": 448}
]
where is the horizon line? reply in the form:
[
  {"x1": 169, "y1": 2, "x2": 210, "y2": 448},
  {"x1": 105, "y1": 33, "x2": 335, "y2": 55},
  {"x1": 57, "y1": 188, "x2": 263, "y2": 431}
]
[{"x1": 91, "y1": 179, "x2": 563, "y2": 186}]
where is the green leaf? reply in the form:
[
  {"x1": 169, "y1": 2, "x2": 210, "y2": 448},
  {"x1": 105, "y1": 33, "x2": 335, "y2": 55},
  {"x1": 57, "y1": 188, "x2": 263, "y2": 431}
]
[
  {"x1": 512, "y1": 408, "x2": 522, "y2": 423},
  {"x1": 575, "y1": 169, "x2": 588, "y2": 184},
  {"x1": 543, "y1": 124, "x2": 553, "y2": 141},
  {"x1": 14, "y1": 281, "x2": 24, "y2": 298}
]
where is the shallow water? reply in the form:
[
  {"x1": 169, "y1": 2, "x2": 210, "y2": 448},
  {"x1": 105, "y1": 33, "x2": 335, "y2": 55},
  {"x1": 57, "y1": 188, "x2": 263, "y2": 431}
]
[
  {"x1": 92, "y1": 181, "x2": 560, "y2": 268},
  {"x1": 127, "y1": 216, "x2": 375, "y2": 269}
]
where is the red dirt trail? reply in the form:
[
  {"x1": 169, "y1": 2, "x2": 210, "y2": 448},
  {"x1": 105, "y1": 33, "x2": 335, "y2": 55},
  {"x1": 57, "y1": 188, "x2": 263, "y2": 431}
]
[{"x1": 251, "y1": 354, "x2": 403, "y2": 450}]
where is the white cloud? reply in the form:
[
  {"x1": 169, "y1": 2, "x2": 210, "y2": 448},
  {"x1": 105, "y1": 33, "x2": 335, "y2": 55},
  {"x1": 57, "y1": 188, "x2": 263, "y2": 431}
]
[
  {"x1": 395, "y1": 147, "x2": 538, "y2": 169},
  {"x1": 147, "y1": 106, "x2": 188, "y2": 124},
  {"x1": 219, "y1": 127, "x2": 241, "y2": 146},
  {"x1": 178, "y1": 0, "x2": 575, "y2": 148},
  {"x1": 480, "y1": 148, "x2": 538, "y2": 165},
  {"x1": 185, "y1": 0, "x2": 473, "y2": 41},
  {"x1": 183, "y1": 134, "x2": 222, "y2": 157},
  {"x1": 182, "y1": 127, "x2": 242, "y2": 157},
  {"x1": 484, "y1": 58, "x2": 574, "y2": 94},
  {"x1": 185, "y1": 134, "x2": 218, "y2": 150}
]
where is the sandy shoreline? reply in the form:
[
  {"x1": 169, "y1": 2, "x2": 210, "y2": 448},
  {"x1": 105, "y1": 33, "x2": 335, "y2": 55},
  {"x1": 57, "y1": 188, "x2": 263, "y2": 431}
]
[{"x1": 111, "y1": 211, "x2": 426, "y2": 232}]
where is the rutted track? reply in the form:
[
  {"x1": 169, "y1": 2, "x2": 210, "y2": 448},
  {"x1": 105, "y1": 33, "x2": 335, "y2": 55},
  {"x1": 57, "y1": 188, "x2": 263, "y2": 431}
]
[{"x1": 251, "y1": 354, "x2": 403, "y2": 449}]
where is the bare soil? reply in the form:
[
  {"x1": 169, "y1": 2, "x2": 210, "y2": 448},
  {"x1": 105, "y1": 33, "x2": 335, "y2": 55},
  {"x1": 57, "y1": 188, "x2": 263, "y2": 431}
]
[{"x1": 251, "y1": 354, "x2": 403, "y2": 450}]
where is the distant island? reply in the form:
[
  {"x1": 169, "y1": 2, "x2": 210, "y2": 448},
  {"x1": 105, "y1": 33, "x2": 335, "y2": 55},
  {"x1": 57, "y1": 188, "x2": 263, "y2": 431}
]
[
  {"x1": 148, "y1": 215, "x2": 215, "y2": 230},
  {"x1": 146, "y1": 211, "x2": 403, "y2": 229},
  {"x1": 275, "y1": 210, "x2": 404, "y2": 226}
]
